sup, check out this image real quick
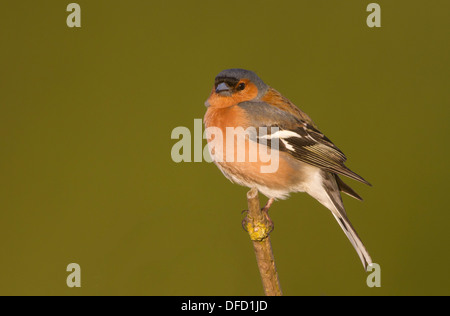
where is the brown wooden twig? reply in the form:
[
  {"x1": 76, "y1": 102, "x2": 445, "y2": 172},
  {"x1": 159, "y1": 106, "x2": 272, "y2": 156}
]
[{"x1": 243, "y1": 188, "x2": 282, "y2": 296}]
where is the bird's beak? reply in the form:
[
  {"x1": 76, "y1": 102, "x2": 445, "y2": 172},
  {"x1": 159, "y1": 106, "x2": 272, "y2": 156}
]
[{"x1": 215, "y1": 82, "x2": 231, "y2": 93}]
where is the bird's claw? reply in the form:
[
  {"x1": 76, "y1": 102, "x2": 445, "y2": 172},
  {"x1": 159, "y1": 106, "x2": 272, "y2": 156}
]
[{"x1": 241, "y1": 210, "x2": 249, "y2": 232}]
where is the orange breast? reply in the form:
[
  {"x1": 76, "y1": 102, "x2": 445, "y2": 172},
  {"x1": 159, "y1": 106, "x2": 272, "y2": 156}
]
[{"x1": 204, "y1": 105, "x2": 301, "y2": 190}]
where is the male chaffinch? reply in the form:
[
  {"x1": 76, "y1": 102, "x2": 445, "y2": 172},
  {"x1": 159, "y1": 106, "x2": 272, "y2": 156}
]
[{"x1": 204, "y1": 68, "x2": 373, "y2": 270}]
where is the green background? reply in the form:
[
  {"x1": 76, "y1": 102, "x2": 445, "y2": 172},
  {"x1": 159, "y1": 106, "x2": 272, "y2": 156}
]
[{"x1": 1, "y1": 1, "x2": 449, "y2": 295}]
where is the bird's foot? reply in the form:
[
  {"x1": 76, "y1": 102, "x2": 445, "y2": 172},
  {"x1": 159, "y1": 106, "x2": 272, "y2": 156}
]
[
  {"x1": 241, "y1": 199, "x2": 275, "y2": 239},
  {"x1": 261, "y1": 205, "x2": 274, "y2": 234}
]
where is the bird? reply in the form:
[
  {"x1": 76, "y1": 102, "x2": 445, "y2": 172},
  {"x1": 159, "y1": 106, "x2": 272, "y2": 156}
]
[{"x1": 203, "y1": 68, "x2": 373, "y2": 270}]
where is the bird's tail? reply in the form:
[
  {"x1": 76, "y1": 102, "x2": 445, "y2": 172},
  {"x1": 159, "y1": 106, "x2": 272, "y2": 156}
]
[
  {"x1": 329, "y1": 208, "x2": 373, "y2": 270},
  {"x1": 318, "y1": 172, "x2": 373, "y2": 270}
]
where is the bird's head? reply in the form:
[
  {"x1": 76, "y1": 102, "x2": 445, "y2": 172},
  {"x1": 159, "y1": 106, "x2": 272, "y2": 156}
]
[{"x1": 205, "y1": 69, "x2": 268, "y2": 108}]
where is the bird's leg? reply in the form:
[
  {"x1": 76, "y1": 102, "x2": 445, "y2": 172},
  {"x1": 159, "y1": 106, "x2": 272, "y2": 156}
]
[
  {"x1": 262, "y1": 198, "x2": 275, "y2": 233},
  {"x1": 262, "y1": 198, "x2": 275, "y2": 213}
]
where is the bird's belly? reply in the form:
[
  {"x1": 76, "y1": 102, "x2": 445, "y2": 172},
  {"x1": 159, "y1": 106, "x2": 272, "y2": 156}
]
[{"x1": 213, "y1": 149, "x2": 318, "y2": 200}]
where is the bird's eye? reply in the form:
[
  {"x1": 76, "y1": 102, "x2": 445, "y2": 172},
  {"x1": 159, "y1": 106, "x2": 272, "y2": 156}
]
[{"x1": 236, "y1": 83, "x2": 246, "y2": 91}]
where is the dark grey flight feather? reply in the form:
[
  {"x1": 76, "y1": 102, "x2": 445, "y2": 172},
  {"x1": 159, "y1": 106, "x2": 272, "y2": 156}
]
[{"x1": 336, "y1": 175, "x2": 363, "y2": 201}]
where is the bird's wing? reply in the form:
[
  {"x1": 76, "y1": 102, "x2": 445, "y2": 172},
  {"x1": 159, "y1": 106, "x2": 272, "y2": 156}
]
[{"x1": 238, "y1": 101, "x2": 371, "y2": 185}]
